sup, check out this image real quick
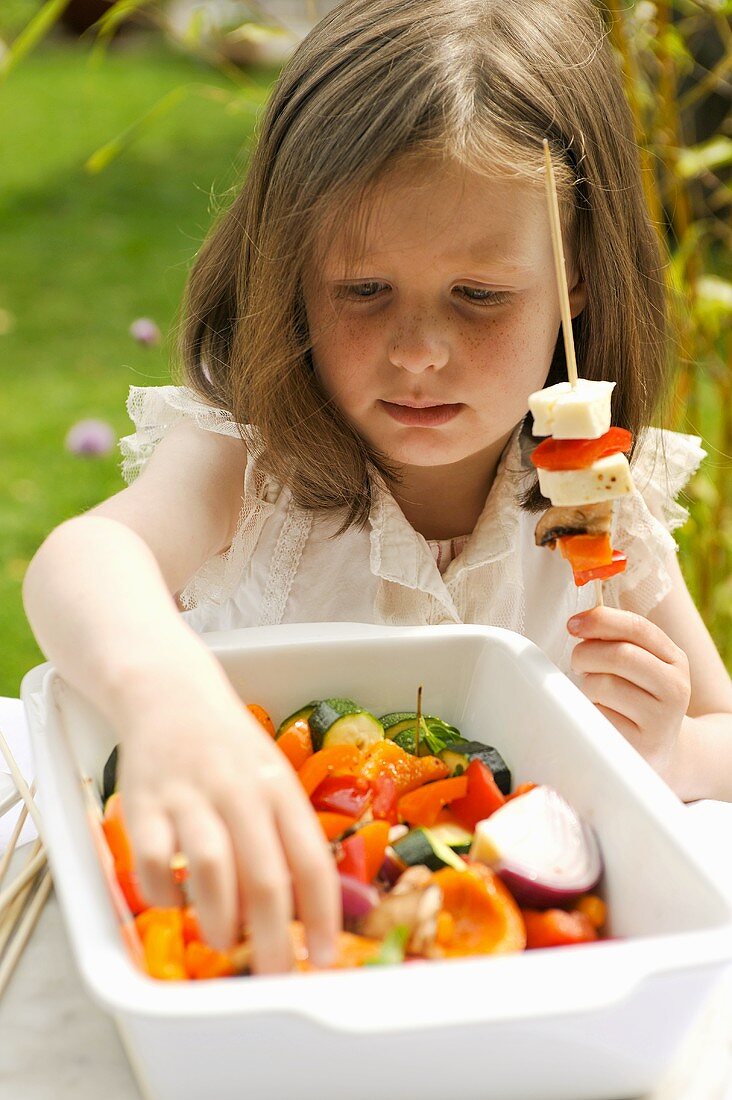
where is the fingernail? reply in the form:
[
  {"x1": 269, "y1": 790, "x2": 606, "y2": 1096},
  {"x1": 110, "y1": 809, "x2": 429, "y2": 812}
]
[{"x1": 567, "y1": 616, "x2": 582, "y2": 634}]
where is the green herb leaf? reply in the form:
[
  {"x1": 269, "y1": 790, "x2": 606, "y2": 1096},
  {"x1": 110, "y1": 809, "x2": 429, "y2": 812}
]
[{"x1": 365, "y1": 925, "x2": 410, "y2": 967}]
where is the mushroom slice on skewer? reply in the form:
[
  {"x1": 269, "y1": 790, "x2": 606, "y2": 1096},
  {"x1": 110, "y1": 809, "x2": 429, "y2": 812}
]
[{"x1": 535, "y1": 501, "x2": 614, "y2": 549}]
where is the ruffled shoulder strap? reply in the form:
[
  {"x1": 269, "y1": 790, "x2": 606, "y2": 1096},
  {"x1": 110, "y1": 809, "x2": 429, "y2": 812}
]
[
  {"x1": 603, "y1": 427, "x2": 706, "y2": 615},
  {"x1": 118, "y1": 385, "x2": 282, "y2": 609}
]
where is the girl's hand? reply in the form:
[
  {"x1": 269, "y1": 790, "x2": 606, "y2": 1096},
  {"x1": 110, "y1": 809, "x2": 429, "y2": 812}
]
[
  {"x1": 568, "y1": 607, "x2": 691, "y2": 782},
  {"x1": 118, "y1": 678, "x2": 340, "y2": 975}
]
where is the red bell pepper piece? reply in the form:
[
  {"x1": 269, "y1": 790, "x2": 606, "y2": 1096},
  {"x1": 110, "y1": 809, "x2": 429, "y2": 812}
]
[
  {"x1": 523, "y1": 908, "x2": 598, "y2": 949},
  {"x1": 311, "y1": 775, "x2": 372, "y2": 818},
  {"x1": 371, "y1": 776, "x2": 398, "y2": 825},
  {"x1": 531, "y1": 427, "x2": 632, "y2": 471},
  {"x1": 449, "y1": 759, "x2": 505, "y2": 832},
  {"x1": 397, "y1": 775, "x2": 469, "y2": 828},
  {"x1": 336, "y1": 833, "x2": 368, "y2": 883},
  {"x1": 573, "y1": 550, "x2": 627, "y2": 587}
]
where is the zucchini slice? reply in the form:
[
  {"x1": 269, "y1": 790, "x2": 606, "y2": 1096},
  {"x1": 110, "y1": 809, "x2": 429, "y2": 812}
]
[
  {"x1": 439, "y1": 741, "x2": 512, "y2": 794},
  {"x1": 392, "y1": 824, "x2": 473, "y2": 872},
  {"x1": 379, "y1": 712, "x2": 464, "y2": 758},
  {"x1": 102, "y1": 745, "x2": 119, "y2": 804},
  {"x1": 275, "y1": 701, "x2": 319, "y2": 739},
  {"x1": 309, "y1": 698, "x2": 384, "y2": 752}
]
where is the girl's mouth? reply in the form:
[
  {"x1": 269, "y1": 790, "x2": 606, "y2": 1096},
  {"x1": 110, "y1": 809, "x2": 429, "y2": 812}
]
[{"x1": 379, "y1": 401, "x2": 463, "y2": 427}]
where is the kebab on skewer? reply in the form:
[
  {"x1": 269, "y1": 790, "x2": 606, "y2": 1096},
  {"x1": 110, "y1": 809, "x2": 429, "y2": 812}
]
[{"x1": 530, "y1": 143, "x2": 636, "y2": 604}]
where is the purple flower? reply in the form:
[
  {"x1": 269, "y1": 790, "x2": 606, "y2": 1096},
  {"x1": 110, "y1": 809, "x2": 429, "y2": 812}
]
[
  {"x1": 129, "y1": 317, "x2": 161, "y2": 346},
  {"x1": 65, "y1": 419, "x2": 116, "y2": 457}
]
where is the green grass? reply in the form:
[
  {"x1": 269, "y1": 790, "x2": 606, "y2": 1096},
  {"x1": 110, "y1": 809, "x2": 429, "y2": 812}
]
[{"x1": 0, "y1": 34, "x2": 272, "y2": 694}]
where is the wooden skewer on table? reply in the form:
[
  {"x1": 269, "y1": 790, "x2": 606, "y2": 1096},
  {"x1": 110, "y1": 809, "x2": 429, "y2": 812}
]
[
  {"x1": 0, "y1": 729, "x2": 50, "y2": 999},
  {"x1": 542, "y1": 139, "x2": 604, "y2": 610}
]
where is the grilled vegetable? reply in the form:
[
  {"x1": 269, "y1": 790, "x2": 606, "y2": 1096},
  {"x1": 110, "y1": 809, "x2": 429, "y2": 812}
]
[
  {"x1": 380, "y1": 712, "x2": 463, "y2": 757},
  {"x1": 534, "y1": 501, "x2": 613, "y2": 549},
  {"x1": 276, "y1": 701, "x2": 318, "y2": 738},
  {"x1": 531, "y1": 427, "x2": 632, "y2": 470},
  {"x1": 102, "y1": 745, "x2": 119, "y2": 804},
  {"x1": 470, "y1": 785, "x2": 602, "y2": 907},
  {"x1": 309, "y1": 698, "x2": 384, "y2": 752},
  {"x1": 392, "y1": 823, "x2": 472, "y2": 872},
  {"x1": 438, "y1": 741, "x2": 511, "y2": 792}
]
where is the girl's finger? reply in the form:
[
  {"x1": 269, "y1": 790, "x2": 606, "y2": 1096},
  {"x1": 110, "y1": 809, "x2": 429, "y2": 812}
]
[
  {"x1": 568, "y1": 607, "x2": 682, "y2": 664},
  {"x1": 580, "y1": 671, "x2": 658, "y2": 731},
  {"x1": 218, "y1": 787, "x2": 294, "y2": 975},
  {"x1": 125, "y1": 802, "x2": 179, "y2": 908},
  {"x1": 273, "y1": 777, "x2": 341, "y2": 969},
  {"x1": 594, "y1": 703, "x2": 642, "y2": 745},
  {"x1": 171, "y1": 801, "x2": 238, "y2": 952},
  {"x1": 571, "y1": 639, "x2": 665, "y2": 700}
]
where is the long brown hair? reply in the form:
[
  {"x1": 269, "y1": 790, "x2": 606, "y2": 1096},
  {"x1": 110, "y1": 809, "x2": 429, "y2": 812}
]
[{"x1": 179, "y1": 0, "x2": 668, "y2": 530}]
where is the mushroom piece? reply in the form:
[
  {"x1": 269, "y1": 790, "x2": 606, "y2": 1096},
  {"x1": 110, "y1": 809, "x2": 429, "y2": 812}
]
[
  {"x1": 359, "y1": 866, "x2": 443, "y2": 956},
  {"x1": 534, "y1": 500, "x2": 613, "y2": 548}
]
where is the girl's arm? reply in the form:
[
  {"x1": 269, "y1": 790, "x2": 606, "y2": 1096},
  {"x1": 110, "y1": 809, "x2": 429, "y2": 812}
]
[
  {"x1": 568, "y1": 548, "x2": 732, "y2": 802},
  {"x1": 23, "y1": 421, "x2": 339, "y2": 970}
]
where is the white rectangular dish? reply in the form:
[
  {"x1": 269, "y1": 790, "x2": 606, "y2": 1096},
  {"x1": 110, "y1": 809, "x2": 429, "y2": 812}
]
[{"x1": 21, "y1": 622, "x2": 732, "y2": 1100}]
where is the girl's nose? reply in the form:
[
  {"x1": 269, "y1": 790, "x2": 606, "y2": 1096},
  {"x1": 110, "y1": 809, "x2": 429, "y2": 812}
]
[{"x1": 387, "y1": 320, "x2": 449, "y2": 373}]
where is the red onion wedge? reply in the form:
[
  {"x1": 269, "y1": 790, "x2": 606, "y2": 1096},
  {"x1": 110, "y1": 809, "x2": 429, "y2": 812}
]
[
  {"x1": 470, "y1": 785, "x2": 602, "y2": 907},
  {"x1": 378, "y1": 847, "x2": 407, "y2": 887},
  {"x1": 339, "y1": 874, "x2": 380, "y2": 921}
]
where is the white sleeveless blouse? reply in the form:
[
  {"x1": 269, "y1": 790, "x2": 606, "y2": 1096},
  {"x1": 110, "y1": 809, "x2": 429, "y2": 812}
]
[{"x1": 120, "y1": 386, "x2": 705, "y2": 684}]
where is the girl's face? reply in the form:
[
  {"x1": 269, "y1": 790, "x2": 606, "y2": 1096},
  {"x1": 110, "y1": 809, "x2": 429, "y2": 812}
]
[{"x1": 304, "y1": 158, "x2": 586, "y2": 469}]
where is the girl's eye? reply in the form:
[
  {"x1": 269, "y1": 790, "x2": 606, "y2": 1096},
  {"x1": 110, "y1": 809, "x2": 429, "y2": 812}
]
[
  {"x1": 455, "y1": 286, "x2": 513, "y2": 306},
  {"x1": 336, "y1": 281, "x2": 389, "y2": 300}
]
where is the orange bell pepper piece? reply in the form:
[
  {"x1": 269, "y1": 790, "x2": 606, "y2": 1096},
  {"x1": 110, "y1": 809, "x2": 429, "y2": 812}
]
[
  {"x1": 357, "y1": 820, "x2": 391, "y2": 882},
  {"x1": 431, "y1": 865, "x2": 526, "y2": 957},
  {"x1": 116, "y1": 869, "x2": 148, "y2": 915},
  {"x1": 135, "y1": 908, "x2": 187, "y2": 980},
  {"x1": 360, "y1": 740, "x2": 449, "y2": 798},
  {"x1": 316, "y1": 811, "x2": 358, "y2": 841},
  {"x1": 185, "y1": 940, "x2": 235, "y2": 980},
  {"x1": 573, "y1": 894, "x2": 607, "y2": 930},
  {"x1": 247, "y1": 703, "x2": 276, "y2": 737},
  {"x1": 572, "y1": 550, "x2": 627, "y2": 587},
  {"x1": 181, "y1": 906, "x2": 204, "y2": 945},
  {"x1": 298, "y1": 745, "x2": 363, "y2": 796},
  {"x1": 102, "y1": 792, "x2": 134, "y2": 873},
  {"x1": 397, "y1": 775, "x2": 468, "y2": 827},
  {"x1": 505, "y1": 782, "x2": 539, "y2": 803},
  {"x1": 277, "y1": 718, "x2": 314, "y2": 770},
  {"x1": 559, "y1": 533, "x2": 613, "y2": 571},
  {"x1": 523, "y1": 908, "x2": 598, "y2": 949}
]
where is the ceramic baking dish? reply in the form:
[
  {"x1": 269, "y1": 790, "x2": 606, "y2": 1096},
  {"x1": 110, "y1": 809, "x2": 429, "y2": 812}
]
[{"x1": 20, "y1": 622, "x2": 732, "y2": 1100}]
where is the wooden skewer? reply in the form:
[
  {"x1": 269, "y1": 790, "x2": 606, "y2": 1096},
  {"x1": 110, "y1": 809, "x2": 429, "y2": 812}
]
[
  {"x1": 543, "y1": 140, "x2": 606, "y2": 611},
  {"x1": 0, "y1": 869, "x2": 52, "y2": 999},
  {"x1": 0, "y1": 729, "x2": 43, "y2": 837},
  {"x1": 542, "y1": 139, "x2": 579, "y2": 388},
  {"x1": 0, "y1": 848, "x2": 47, "y2": 919},
  {"x1": 0, "y1": 839, "x2": 44, "y2": 954},
  {"x1": 0, "y1": 783, "x2": 35, "y2": 893}
]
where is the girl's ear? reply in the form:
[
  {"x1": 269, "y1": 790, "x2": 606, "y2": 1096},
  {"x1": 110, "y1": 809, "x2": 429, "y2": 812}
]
[{"x1": 569, "y1": 277, "x2": 588, "y2": 318}]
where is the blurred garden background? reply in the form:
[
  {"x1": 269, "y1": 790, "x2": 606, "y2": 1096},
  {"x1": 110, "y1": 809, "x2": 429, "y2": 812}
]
[{"x1": 0, "y1": 0, "x2": 730, "y2": 696}]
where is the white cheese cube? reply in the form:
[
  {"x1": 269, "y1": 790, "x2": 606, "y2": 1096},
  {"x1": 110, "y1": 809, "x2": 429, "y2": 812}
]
[
  {"x1": 529, "y1": 379, "x2": 615, "y2": 439},
  {"x1": 538, "y1": 453, "x2": 634, "y2": 506}
]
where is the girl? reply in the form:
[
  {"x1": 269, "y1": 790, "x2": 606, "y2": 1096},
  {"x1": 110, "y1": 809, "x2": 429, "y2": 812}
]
[{"x1": 23, "y1": 0, "x2": 732, "y2": 975}]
